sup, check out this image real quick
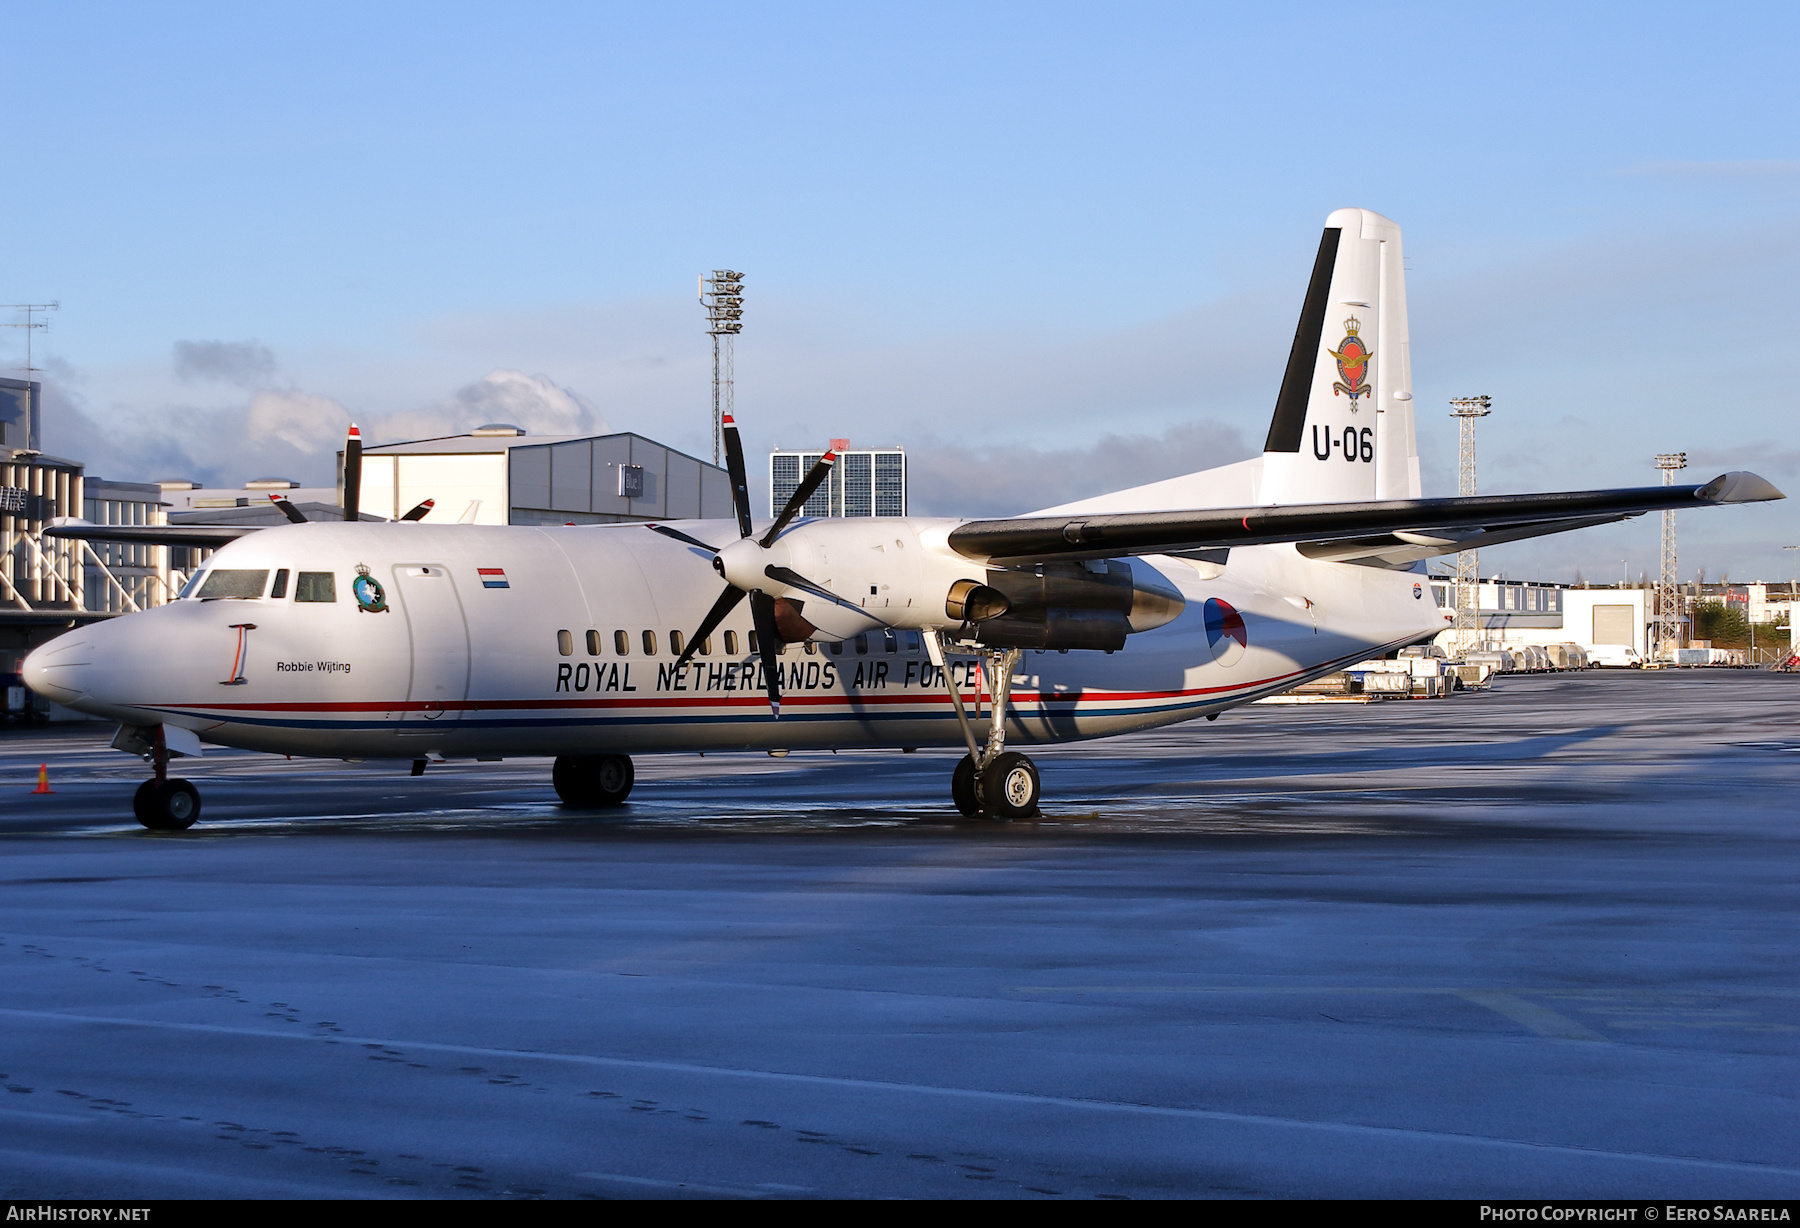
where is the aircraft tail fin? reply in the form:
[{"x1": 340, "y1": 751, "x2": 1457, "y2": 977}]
[{"x1": 1258, "y1": 208, "x2": 1418, "y2": 506}]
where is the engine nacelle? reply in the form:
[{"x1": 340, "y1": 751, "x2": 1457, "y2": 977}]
[
  {"x1": 965, "y1": 559, "x2": 1184, "y2": 651},
  {"x1": 717, "y1": 517, "x2": 1186, "y2": 647}
]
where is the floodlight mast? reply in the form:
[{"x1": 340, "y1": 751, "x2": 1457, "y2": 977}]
[
  {"x1": 699, "y1": 271, "x2": 744, "y2": 465},
  {"x1": 1653, "y1": 452, "x2": 1687, "y2": 662},
  {"x1": 1449, "y1": 396, "x2": 1492, "y2": 656}
]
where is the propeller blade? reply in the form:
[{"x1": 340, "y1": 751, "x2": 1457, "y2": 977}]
[
  {"x1": 721, "y1": 411, "x2": 754, "y2": 540},
  {"x1": 267, "y1": 493, "x2": 308, "y2": 525},
  {"x1": 749, "y1": 591, "x2": 784, "y2": 718},
  {"x1": 672, "y1": 584, "x2": 747, "y2": 671},
  {"x1": 763, "y1": 564, "x2": 866, "y2": 612},
  {"x1": 760, "y1": 448, "x2": 837, "y2": 547},
  {"x1": 646, "y1": 523, "x2": 720, "y2": 552},
  {"x1": 401, "y1": 499, "x2": 435, "y2": 522},
  {"x1": 342, "y1": 424, "x2": 362, "y2": 522}
]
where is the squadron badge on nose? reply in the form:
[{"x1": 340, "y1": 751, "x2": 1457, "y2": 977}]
[{"x1": 352, "y1": 563, "x2": 389, "y2": 613}]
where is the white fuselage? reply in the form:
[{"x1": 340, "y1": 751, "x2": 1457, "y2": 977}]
[{"x1": 25, "y1": 518, "x2": 1448, "y2": 759}]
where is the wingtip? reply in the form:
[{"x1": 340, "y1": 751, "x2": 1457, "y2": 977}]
[{"x1": 1697, "y1": 471, "x2": 1786, "y2": 503}]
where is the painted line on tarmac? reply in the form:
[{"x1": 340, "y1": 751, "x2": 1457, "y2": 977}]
[
  {"x1": 2, "y1": 1007, "x2": 1798, "y2": 1180},
  {"x1": 0, "y1": 1106, "x2": 96, "y2": 1126},
  {"x1": 574, "y1": 1172, "x2": 812, "y2": 1198}
]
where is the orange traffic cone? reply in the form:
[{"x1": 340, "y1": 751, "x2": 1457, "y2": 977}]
[{"x1": 32, "y1": 763, "x2": 52, "y2": 794}]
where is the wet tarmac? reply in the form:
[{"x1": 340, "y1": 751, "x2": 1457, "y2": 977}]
[{"x1": 1, "y1": 670, "x2": 1797, "y2": 1198}]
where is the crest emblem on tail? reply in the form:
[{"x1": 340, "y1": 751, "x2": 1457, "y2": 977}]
[{"x1": 1329, "y1": 315, "x2": 1372, "y2": 409}]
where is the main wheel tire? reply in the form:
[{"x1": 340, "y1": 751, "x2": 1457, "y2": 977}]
[
  {"x1": 951, "y1": 754, "x2": 981, "y2": 818},
  {"x1": 133, "y1": 780, "x2": 157, "y2": 826},
  {"x1": 980, "y1": 752, "x2": 1040, "y2": 819},
  {"x1": 553, "y1": 754, "x2": 634, "y2": 807},
  {"x1": 136, "y1": 779, "x2": 201, "y2": 831}
]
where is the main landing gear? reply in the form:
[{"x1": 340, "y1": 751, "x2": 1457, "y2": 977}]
[
  {"x1": 553, "y1": 753, "x2": 635, "y2": 808},
  {"x1": 927, "y1": 634, "x2": 1041, "y2": 820},
  {"x1": 134, "y1": 726, "x2": 201, "y2": 831}
]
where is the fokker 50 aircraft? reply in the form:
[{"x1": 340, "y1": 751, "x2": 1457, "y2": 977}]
[{"x1": 28, "y1": 209, "x2": 1783, "y2": 830}]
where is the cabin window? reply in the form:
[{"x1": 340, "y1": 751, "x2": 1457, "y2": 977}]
[
  {"x1": 724, "y1": 630, "x2": 739, "y2": 655},
  {"x1": 670, "y1": 630, "x2": 686, "y2": 657},
  {"x1": 854, "y1": 634, "x2": 869, "y2": 655},
  {"x1": 642, "y1": 630, "x2": 657, "y2": 655},
  {"x1": 828, "y1": 640, "x2": 843, "y2": 655},
  {"x1": 197, "y1": 569, "x2": 270, "y2": 600},
  {"x1": 614, "y1": 630, "x2": 630, "y2": 655},
  {"x1": 269, "y1": 569, "x2": 289, "y2": 599},
  {"x1": 295, "y1": 572, "x2": 336, "y2": 602},
  {"x1": 698, "y1": 636, "x2": 712, "y2": 656},
  {"x1": 585, "y1": 630, "x2": 601, "y2": 656},
  {"x1": 557, "y1": 630, "x2": 574, "y2": 656},
  {"x1": 882, "y1": 629, "x2": 897, "y2": 654},
  {"x1": 903, "y1": 631, "x2": 921, "y2": 654},
  {"x1": 804, "y1": 641, "x2": 817, "y2": 655},
  {"x1": 747, "y1": 631, "x2": 758, "y2": 655}
]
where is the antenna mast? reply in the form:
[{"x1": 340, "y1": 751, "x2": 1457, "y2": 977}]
[
  {"x1": 3, "y1": 302, "x2": 59, "y2": 384},
  {"x1": 699, "y1": 271, "x2": 744, "y2": 465}
]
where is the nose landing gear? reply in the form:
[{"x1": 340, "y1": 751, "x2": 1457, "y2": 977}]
[
  {"x1": 134, "y1": 726, "x2": 201, "y2": 831},
  {"x1": 553, "y1": 753, "x2": 635, "y2": 808},
  {"x1": 928, "y1": 635, "x2": 1041, "y2": 820}
]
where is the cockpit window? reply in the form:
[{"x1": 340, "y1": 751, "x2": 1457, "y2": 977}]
[
  {"x1": 178, "y1": 570, "x2": 207, "y2": 599},
  {"x1": 295, "y1": 572, "x2": 337, "y2": 603},
  {"x1": 196, "y1": 569, "x2": 270, "y2": 600}
]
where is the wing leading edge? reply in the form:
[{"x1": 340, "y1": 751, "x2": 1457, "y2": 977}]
[{"x1": 946, "y1": 471, "x2": 1784, "y2": 566}]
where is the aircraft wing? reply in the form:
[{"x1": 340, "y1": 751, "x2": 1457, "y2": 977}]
[
  {"x1": 946, "y1": 471, "x2": 1784, "y2": 566},
  {"x1": 42, "y1": 522, "x2": 260, "y2": 547}
]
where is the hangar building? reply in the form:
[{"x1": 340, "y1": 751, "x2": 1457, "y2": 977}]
[{"x1": 348, "y1": 426, "x2": 733, "y2": 526}]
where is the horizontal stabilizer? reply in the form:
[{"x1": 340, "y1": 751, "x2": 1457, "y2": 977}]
[{"x1": 946, "y1": 472, "x2": 1784, "y2": 565}]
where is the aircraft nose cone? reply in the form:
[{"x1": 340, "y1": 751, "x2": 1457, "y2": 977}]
[{"x1": 21, "y1": 637, "x2": 92, "y2": 705}]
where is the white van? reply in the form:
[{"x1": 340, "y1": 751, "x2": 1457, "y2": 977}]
[{"x1": 1585, "y1": 644, "x2": 1644, "y2": 668}]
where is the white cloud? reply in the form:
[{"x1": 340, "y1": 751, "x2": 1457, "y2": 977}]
[
  {"x1": 245, "y1": 389, "x2": 353, "y2": 454},
  {"x1": 372, "y1": 369, "x2": 604, "y2": 444}
]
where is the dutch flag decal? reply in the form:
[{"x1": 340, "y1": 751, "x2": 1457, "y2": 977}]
[{"x1": 478, "y1": 568, "x2": 509, "y2": 589}]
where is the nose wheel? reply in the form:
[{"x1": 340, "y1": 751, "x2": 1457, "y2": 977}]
[
  {"x1": 132, "y1": 725, "x2": 202, "y2": 830},
  {"x1": 133, "y1": 779, "x2": 202, "y2": 831},
  {"x1": 553, "y1": 754, "x2": 635, "y2": 807}
]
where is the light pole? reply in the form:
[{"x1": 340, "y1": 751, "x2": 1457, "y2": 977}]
[
  {"x1": 699, "y1": 271, "x2": 744, "y2": 465},
  {"x1": 1449, "y1": 396, "x2": 1491, "y2": 655},
  {"x1": 1652, "y1": 452, "x2": 1687, "y2": 662},
  {"x1": 1785, "y1": 545, "x2": 1799, "y2": 659}
]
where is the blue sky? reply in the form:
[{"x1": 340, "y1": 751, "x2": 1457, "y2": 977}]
[{"x1": 6, "y1": 1, "x2": 1797, "y2": 582}]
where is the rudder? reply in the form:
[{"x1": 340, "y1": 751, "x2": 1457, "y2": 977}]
[{"x1": 1259, "y1": 208, "x2": 1418, "y2": 506}]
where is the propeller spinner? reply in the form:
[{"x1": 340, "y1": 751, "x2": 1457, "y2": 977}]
[{"x1": 660, "y1": 413, "x2": 840, "y2": 718}]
